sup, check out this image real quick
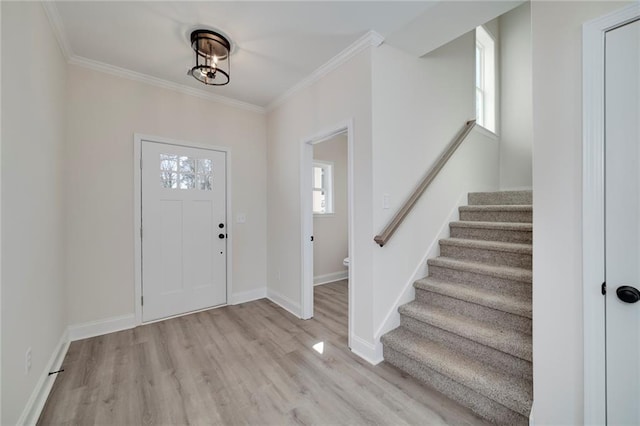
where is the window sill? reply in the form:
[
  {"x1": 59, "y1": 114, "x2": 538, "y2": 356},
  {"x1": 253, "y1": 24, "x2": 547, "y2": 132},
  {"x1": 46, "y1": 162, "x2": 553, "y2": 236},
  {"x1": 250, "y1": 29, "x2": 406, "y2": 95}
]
[{"x1": 473, "y1": 124, "x2": 499, "y2": 141}]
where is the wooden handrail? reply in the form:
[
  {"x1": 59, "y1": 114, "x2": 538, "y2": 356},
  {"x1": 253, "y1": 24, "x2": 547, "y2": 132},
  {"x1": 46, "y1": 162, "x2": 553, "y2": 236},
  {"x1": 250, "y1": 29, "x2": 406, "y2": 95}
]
[{"x1": 374, "y1": 119, "x2": 477, "y2": 247}]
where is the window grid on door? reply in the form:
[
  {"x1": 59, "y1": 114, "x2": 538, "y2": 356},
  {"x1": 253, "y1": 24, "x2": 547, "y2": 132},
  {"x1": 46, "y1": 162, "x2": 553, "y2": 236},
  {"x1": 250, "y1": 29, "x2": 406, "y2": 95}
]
[{"x1": 160, "y1": 154, "x2": 213, "y2": 191}]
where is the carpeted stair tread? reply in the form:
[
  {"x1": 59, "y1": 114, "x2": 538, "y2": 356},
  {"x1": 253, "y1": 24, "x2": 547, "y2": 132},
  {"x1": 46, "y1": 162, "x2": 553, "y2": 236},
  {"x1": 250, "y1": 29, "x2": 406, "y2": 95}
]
[
  {"x1": 440, "y1": 238, "x2": 531, "y2": 254},
  {"x1": 468, "y1": 191, "x2": 532, "y2": 206},
  {"x1": 414, "y1": 277, "x2": 532, "y2": 318},
  {"x1": 449, "y1": 221, "x2": 532, "y2": 232},
  {"x1": 459, "y1": 205, "x2": 532, "y2": 213},
  {"x1": 399, "y1": 301, "x2": 532, "y2": 361},
  {"x1": 427, "y1": 257, "x2": 532, "y2": 284},
  {"x1": 381, "y1": 328, "x2": 532, "y2": 416}
]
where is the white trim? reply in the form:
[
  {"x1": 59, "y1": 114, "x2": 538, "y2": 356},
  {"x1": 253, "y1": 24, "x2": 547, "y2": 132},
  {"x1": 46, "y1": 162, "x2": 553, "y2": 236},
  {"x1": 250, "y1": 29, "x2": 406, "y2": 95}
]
[
  {"x1": 41, "y1": 2, "x2": 72, "y2": 60},
  {"x1": 0, "y1": 1, "x2": 3, "y2": 422},
  {"x1": 582, "y1": 4, "x2": 639, "y2": 425},
  {"x1": 373, "y1": 192, "x2": 467, "y2": 342},
  {"x1": 300, "y1": 120, "x2": 355, "y2": 350},
  {"x1": 314, "y1": 271, "x2": 348, "y2": 286},
  {"x1": 229, "y1": 288, "x2": 267, "y2": 305},
  {"x1": 17, "y1": 330, "x2": 70, "y2": 426},
  {"x1": 350, "y1": 334, "x2": 383, "y2": 366},
  {"x1": 473, "y1": 124, "x2": 499, "y2": 141},
  {"x1": 267, "y1": 31, "x2": 384, "y2": 111},
  {"x1": 69, "y1": 56, "x2": 264, "y2": 114},
  {"x1": 267, "y1": 288, "x2": 302, "y2": 318},
  {"x1": 67, "y1": 314, "x2": 136, "y2": 342},
  {"x1": 133, "y1": 134, "x2": 233, "y2": 326},
  {"x1": 41, "y1": 3, "x2": 263, "y2": 114},
  {"x1": 529, "y1": 401, "x2": 535, "y2": 426}
]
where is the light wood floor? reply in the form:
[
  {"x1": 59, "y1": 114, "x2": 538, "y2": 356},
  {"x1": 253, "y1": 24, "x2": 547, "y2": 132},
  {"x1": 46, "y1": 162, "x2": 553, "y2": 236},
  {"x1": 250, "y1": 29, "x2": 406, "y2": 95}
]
[{"x1": 38, "y1": 281, "x2": 489, "y2": 425}]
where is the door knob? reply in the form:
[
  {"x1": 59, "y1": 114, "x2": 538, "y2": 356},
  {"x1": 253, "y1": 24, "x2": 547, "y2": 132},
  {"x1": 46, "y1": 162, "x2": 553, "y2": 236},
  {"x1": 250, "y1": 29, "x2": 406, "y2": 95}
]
[{"x1": 616, "y1": 285, "x2": 640, "y2": 303}]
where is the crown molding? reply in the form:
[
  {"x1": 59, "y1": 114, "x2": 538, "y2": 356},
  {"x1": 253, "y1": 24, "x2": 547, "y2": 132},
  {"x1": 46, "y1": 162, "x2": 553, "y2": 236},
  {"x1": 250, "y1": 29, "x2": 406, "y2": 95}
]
[
  {"x1": 266, "y1": 30, "x2": 385, "y2": 112},
  {"x1": 42, "y1": 1, "x2": 264, "y2": 114},
  {"x1": 42, "y1": 1, "x2": 73, "y2": 60},
  {"x1": 68, "y1": 55, "x2": 265, "y2": 113},
  {"x1": 41, "y1": 1, "x2": 384, "y2": 115}
]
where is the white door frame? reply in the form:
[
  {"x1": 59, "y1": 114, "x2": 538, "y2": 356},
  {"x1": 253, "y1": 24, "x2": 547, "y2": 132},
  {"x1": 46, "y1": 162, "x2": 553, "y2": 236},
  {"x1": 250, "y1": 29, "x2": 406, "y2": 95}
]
[
  {"x1": 300, "y1": 120, "x2": 354, "y2": 347},
  {"x1": 133, "y1": 133, "x2": 233, "y2": 325},
  {"x1": 582, "y1": 4, "x2": 640, "y2": 424}
]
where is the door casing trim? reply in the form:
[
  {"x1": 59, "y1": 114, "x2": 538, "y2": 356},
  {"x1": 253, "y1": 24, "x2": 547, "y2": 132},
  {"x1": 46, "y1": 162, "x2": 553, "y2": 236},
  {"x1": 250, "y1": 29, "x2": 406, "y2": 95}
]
[
  {"x1": 582, "y1": 4, "x2": 640, "y2": 424},
  {"x1": 133, "y1": 134, "x2": 232, "y2": 325},
  {"x1": 299, "y1": 120, "x2": 354, "y2": 349}
]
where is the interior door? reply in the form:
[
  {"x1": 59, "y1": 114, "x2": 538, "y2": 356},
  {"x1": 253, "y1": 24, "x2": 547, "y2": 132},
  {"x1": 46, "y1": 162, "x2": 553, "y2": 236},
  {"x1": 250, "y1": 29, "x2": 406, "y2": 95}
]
[
  {"x1": 605, "y1": 18, "x2": 640, "y2": 425},
  {"x1": 141, "y1": 140, "x2": 227, "y2": 322}
]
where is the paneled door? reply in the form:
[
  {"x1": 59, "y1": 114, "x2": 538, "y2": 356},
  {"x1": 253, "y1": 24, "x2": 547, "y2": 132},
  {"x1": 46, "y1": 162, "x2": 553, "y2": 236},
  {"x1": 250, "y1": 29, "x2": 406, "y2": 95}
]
[
  {"x1": 141, "y1": 140, "x2": 227, "y2": 322},
  {"x1": 605, "y1": 18, "x2": 640, "y2": 425}
]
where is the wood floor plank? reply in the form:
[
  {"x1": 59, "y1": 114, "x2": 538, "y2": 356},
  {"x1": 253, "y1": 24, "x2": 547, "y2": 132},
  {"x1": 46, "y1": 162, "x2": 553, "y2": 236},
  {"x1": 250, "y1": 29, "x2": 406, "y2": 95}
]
[{"x1": 38, "y1": 281, "x2": 490, "y2": 425}]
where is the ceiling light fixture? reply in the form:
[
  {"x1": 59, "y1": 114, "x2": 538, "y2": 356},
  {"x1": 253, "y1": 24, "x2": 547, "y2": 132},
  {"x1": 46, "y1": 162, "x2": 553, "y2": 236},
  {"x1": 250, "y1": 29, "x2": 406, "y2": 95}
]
[{"x1": 188, "y1": 29, "x2": 231, "y2": 86}]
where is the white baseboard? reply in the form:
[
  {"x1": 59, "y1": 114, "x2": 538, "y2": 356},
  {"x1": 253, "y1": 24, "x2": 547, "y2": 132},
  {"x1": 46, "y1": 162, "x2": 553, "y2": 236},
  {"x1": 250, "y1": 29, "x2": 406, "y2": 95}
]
[
  {"x1": 67, "y1": 313, "x2": 137, "y2": 341},
  {"x1": 229, "y1": 287, "x2": 267, "y2": 305},
  {"x1": 17, "y1": 329, "x2": 70, "y2": 426},
  {"x1": 267, "y1": 288, "x2": 302, "y2": 318},
  {"x1": 374, "y1": 192, "x2": 467, "y2": 341},
  {"x1": 313, "y1": 270, "x2": 348, "y2": 286},
  {"x1": 350, "y1": 334, "x2": 383, "y2": 365}
]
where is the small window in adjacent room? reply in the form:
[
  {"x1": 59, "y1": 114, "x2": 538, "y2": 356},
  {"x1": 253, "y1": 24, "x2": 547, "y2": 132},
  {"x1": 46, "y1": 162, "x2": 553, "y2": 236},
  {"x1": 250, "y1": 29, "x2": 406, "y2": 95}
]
[
  {"x1": 476, "y1": 25, "x2": 496, "y2": 133},
  {"x1": 312, "y1": 161, "x2": 334, "y2": 215}
]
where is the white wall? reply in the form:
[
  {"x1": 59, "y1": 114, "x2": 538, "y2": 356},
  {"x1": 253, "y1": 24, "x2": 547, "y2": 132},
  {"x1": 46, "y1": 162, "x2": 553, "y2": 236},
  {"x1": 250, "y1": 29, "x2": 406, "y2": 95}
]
[
  {"x1": 266, "y1": 49, "x2": 374, "y2": 347},
  {"x1": 371, "y1": 34, "x2": 499, "y2": 345},
  {"x1": 313, "y1": 133, "x2": 348, "y2": 283},
  {"x1": 531, "y1": 1, "x2": 631, "y2": 424},
  {"x1": 1, "y1": 3, "x2": 68, "y2": 423},
  {"x1": 65, "y1": 65, "x2": 267, "y2": 325},
  {"x1": 499, "y1": 2, "x2": 533, "y2": 190}
]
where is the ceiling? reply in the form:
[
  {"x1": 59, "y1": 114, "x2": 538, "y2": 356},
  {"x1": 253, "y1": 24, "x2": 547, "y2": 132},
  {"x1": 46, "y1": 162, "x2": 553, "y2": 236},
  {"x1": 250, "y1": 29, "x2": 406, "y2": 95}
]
[{"x1": 48, "y1": 1, "x2": 522, "y2": 110}]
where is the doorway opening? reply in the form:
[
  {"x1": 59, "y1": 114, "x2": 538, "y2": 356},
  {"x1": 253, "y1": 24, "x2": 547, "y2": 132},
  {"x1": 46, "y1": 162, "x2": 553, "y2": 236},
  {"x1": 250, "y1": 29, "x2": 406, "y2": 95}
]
[{"x1": 300, "y1": 121, "x2": 354, "y2": 349}]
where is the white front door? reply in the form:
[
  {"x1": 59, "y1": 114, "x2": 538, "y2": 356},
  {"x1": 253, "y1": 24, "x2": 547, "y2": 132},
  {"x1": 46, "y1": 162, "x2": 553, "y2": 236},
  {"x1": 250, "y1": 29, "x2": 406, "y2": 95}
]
[
  {"x1": 141, "y1": 140, "x2": 227, "y2": 322},
  {"x1": 605, "y1": 18, "x2": 640, "y2": 425}
]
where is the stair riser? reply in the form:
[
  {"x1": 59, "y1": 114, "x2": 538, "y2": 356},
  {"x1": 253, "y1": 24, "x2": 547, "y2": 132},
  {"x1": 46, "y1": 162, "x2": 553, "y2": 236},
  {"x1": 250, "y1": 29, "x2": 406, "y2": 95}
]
[
  {"x1": 459, "y1": 210, "x2": 532, "y2": 223},
  {"x1": 440, "y1": 244, "x2": 532, "y2": 269},
  {"x1": 428, "y1": 263, "x2": 531, "y2": 298},
  {"x1": 415, "y1": 290, "x2": 531, "y2": 335},
  {"x1": 450, "y1": 226, "x2": 532, "y2": 244},
  {"x1": 383, "y1": 347, "x2": 529, "y2": 425},
  {"x1": 400, "y1": 315, "x2": 532, "y2": 380},
  {"x1": 468, "y1": 191, "x2": 532, "y2": 206}
]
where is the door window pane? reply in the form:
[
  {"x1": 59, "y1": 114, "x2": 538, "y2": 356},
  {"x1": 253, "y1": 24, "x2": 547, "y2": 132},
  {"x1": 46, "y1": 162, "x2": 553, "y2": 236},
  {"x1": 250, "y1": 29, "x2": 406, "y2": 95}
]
[
  {"x1": 160, "y1": 154, "x2": 178, "y2": 172},
  {"x1": 198, "y1": 174, "x2": 212, "y2": 191},
  {"x1": 179, "y1": 173, "x2": 196, "y2": 189},
  {"x1": 179, "y1": 156, "x2": 196, "y2": 173},
  {"x1": 198, "y1": 158, "x2": 212, "y2": 174},
  {"x1": 161, "y1": 172, "x2": 178, "y2": 189}
]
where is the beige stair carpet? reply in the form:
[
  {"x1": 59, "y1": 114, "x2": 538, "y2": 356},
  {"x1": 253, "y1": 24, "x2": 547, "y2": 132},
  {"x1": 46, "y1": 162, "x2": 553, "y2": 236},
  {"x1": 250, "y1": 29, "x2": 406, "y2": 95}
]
[{"x1": 381, "y1": 190, "x2": 533, "y2": 425}]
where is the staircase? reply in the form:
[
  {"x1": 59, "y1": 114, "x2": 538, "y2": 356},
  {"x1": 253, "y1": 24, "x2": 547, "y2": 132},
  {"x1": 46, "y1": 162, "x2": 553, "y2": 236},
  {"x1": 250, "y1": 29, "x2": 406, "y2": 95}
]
[{"x1": 381, "y1": 190, "x2": 532, "y2": 425}]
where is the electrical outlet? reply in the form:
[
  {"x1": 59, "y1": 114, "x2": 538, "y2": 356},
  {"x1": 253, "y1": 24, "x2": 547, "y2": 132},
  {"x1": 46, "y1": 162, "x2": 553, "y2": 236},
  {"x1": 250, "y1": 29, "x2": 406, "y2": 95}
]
[{"x1": 25, "y1": 347, "x2": 32, "y2": 374}]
